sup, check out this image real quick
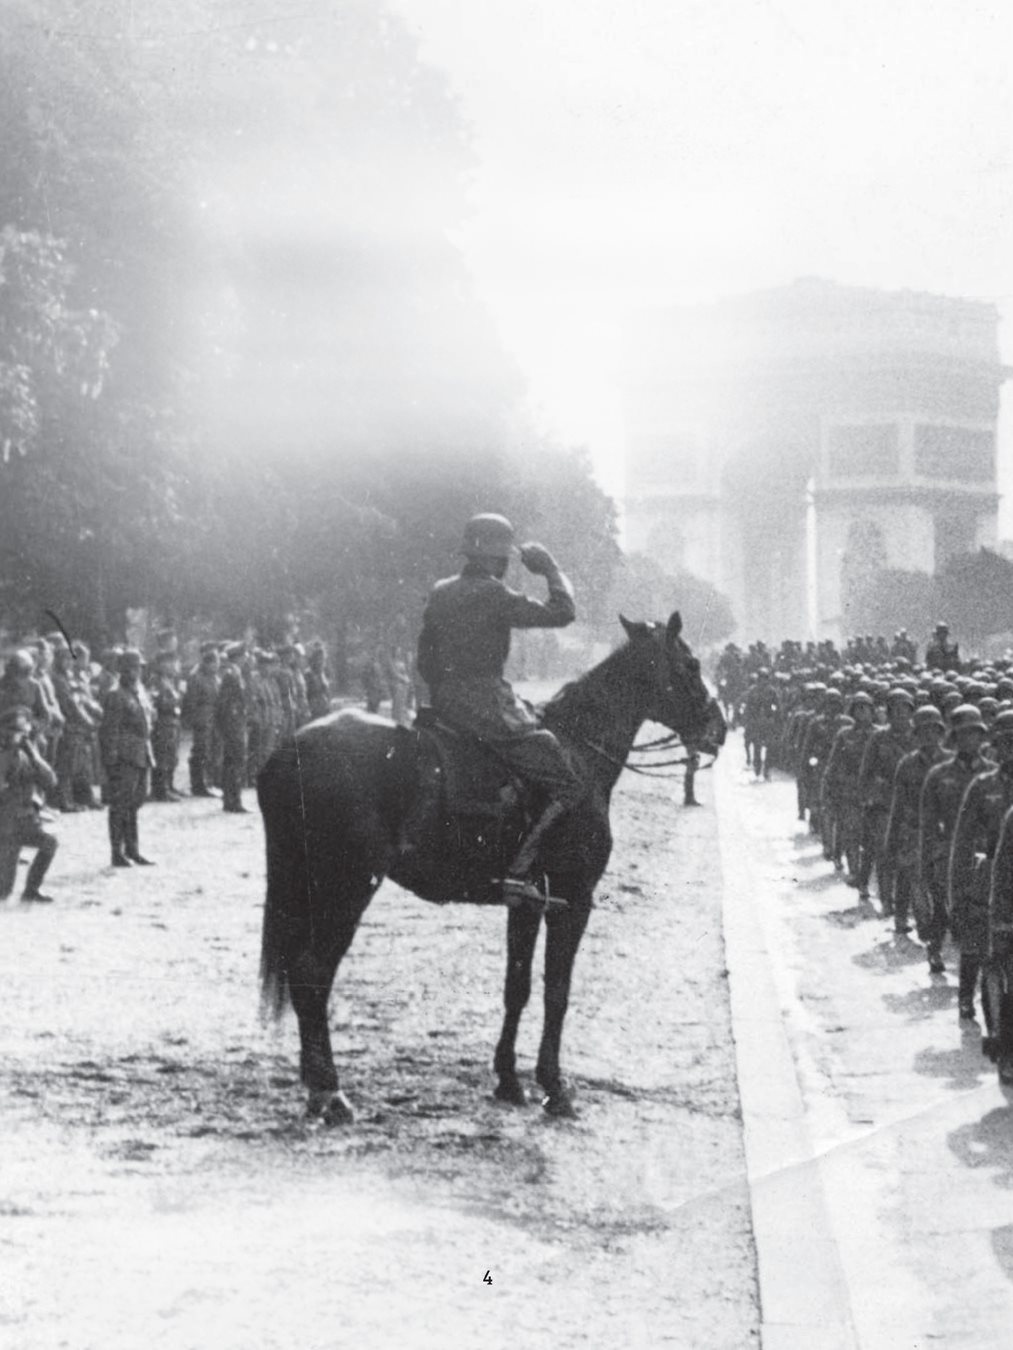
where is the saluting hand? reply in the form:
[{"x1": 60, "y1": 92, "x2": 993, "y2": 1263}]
[{"x1": 519, "y1": 542, "x2": 556, "y2": 575}]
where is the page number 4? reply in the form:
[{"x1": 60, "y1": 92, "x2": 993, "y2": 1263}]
[{"x1": 483, "y1": 1270, "x2": 493, "y2": 1285}]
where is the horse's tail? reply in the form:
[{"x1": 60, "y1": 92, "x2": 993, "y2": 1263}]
[{"x1": 257, "y1": 740, "x2": 305, "y2": 1021}]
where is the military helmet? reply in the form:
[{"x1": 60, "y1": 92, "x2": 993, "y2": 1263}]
[
  {"x1": 118, "y1": 647, "x2": 143, "y2": 672},
  {"x1": 0, "y1": 703, "x2": 32, "y2": 731},
  {"x1": 885, "y1": 686, "x2": 915, "y2": 708},
  {"x1": 949, "y1": 704, "x2": 986, "y2": 734},
  {"x1": 6, "y1": 648, "x2": 35, "y2": 676},
  {"x1": 460, "y1": 513, "x2": 515, "y2": 560},
  {"x1": 822, "y1": 688, "x2": 845, "y2": 707},
  {"x1": 847, "y1": 691, "x2": 874, "y2": 713},
  {"x1": 991, "y1": 710, "x2": 1013, "y2": 737},
  {"x1": 912, "y1": 704, "x2": 945, "y2": 730}
]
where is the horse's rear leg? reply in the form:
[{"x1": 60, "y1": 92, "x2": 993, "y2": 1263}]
[
  {"x1": 536, "y1": 886, "x2": 593, "y2": 1118},
  {"x1": 288, "y1": 948, "x2": 351, "y2": 1123},
  {"x1": 289, "y1": 874, "x2": 379, "y2": 1125},
  {"x1": 493, "y1": 906, "x2": 542, "y2": 1105}
]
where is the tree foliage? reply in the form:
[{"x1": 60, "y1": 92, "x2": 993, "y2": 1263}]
[
  {"x1": 0, "y1": 0, "x2": 620, "y2": 656},
  {"x1": 605, "y1": 553, "x2": 736, "y2": 649},
  {"x1": 843, "y1": 549, "x2": 1013, "y2": 654}
]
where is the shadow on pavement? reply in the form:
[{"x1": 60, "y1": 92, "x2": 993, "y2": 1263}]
[
  {"x1": 883, "y1": 981, "x2": 957, "y2": 1021},
  {"x1": 824, "y1": 902, "x2": 878, "y2": 928},
  {"x1": 991, "y1": 1225, "x2": 1013, "y2": 1286},
  {"x1": 796, "y1": 871, "x2": 847, "y2": 893},
  {"x1": 853, "y1": 937, "x2": 928, "y2": 972},
  {"x1": 912, "y1": 1043, "x2": 993, "y2": 1092},
  {"x1": 948, "y1": 1104, "x2": 1013, "y2": 1190}
]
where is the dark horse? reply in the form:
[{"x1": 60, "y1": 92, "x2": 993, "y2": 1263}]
[{"x1": 257, "y1": 612, "x2": 723, "y2": 1123}]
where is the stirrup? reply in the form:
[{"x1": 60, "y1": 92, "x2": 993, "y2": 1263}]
[{"x1": 500, "y1": 877, "x2": 567, "y2": 913}]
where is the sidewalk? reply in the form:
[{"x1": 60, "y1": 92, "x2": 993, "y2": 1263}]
[{"x1": 717, "y1": 741, "x2": 1013, "y2": 1350}]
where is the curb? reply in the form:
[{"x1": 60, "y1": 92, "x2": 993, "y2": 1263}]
[{"x1": 715, "y1": 753, "x2": 859, "y2": 1350}]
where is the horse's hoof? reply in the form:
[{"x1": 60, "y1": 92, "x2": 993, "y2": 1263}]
[
  {"x1": 494, "y1": 1077, "x2": 528, "y2": 1106},
  {"x1": 306, "y1": 1089, "x2": 355, "y2": 1125},
  {"x1": 541, "y1": 1089, "x2": 578, "y2": 1119}
]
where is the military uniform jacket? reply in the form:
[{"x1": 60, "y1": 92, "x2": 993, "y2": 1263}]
[
  {"x1": 150, "y1": 674, "x2": 182, "y2": 725},
  {"x1": 52, "y1": 669, "x2": 96, "y2": 736},
  {"x1": 743, "y1": 684, "x2": 780, "y2": 737},
  {"x1": 0, "y1": 740, "x2": 57, "y2": 833},
  {"x1": 949, "y1": 766, "x2": 1013, "y2": 955},
  {"x1": 859, "y1": 725, "x2": 914, "y2": 811},
  {"x1": 800, "y1": 713, "x2": 837, "y2": 776},
  {"x1": 182, "y1": 670, "x2": 220, "y2": 731},
  {"x1": 919, "y1": 751, "x2": 989, "y2": 888},
  {"x1": 215, "y1": 664, "x2": 249, "y2": 739},
  {"x1": 925, "y1": 640, "x2": 960, "y2": 672},
  {"x1": 885, "y1": 746, "x2": 949, "y2": 869},
  {"x1": 824, "y1": 722, "x2": 874, "y2": 807},
  {"x1": 416, "y1": 561, "x2": 575, "y2": 739},
  {"x1": 99, "y1": 681, "x2": 154, "y2": 769},
  {"x1": 988, "y1": 805, "x2": 1013, "y2": 956}
]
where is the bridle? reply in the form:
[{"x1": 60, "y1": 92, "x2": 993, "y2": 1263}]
[
  {"x1": 571, "y1": 624, "x2": 721, "y2": 779},
  {"x1": 574, "y1": 728, "x2": 718, "y2": 778}
]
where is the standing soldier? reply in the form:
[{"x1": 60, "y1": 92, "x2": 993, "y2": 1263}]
[
  {"x1": 261, "y1": 650, "x2": 284, "y2": 761},
  {"x1": 985, "y1": 800, "x2": 1013, "y2": 1082},
  {"x1": 949, "y1": 709, "x2": 1013, "y2": 1025},
  {"x1": 149, "y1": 650, "x2": 183, "y2": 801},
  {"x1": 884, "y1": 705, "x2": 948, "y2": 951},
  {"x1": 94, "y1": 646, "x2": 123, "y2": 805},
  {"x1": 919, "y1": 704, "x2": 990, "y2": 1009},
  {"x1": 99, "y1": 648, "x2": 155, "y2": 868},
  {"x1": 0, "y1": 704, "x2": 59, "y2": 903},
  {"x1": 925, "y1": 622, "x2": 961, "y2": 673},
  {"x1": 71, "y1": 642, "x2": 103, "y2": 808},
  {"x1": 305, "y1": 642, "x2": 332, "y2": 721},
  {"x1": 857, "y1": 687, "x2": 915, "y2": 910},
  {"x1": 182, "y1": 645, "x2": 220, "y2": 797},
  {"x1": 742, "y1": 668, "x2": 780, "y2": 780},
  {"x1": 824, "y1": 691, "x2": 877, "y2": 886},
  {"x1": 215, "y1": 643, "x2": 250, "y2": 813},
  {"x1": 31, "y1": 639, "x2": 65, "y2": 786},
  {"x1": 51, "y1": 644, "x2": 96, "y2": 813}
]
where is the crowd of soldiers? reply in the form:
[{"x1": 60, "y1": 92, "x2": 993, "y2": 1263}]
[
  {"x1": 0, "y1": 631, "x2": 341, "y2": 902},
  {"x1": 717, "y1": 621, "x2": 1013, "y2": 1086}
]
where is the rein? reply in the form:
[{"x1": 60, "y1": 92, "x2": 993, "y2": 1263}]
[{"x1": 574, "y1": 733, "x2": 716, "y2": 779}]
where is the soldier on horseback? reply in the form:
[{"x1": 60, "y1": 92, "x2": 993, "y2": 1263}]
[{"x1": 415, "y1": 513, "x2": 581, "y2": 907}]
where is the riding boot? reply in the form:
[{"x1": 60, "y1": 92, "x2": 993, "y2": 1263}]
[
  {"x1": 109, "y1": 810, "x2": 130, "y2": 867},
  {"x1": 23, "y1": 835, "x2": 57, "y2": 897},
  {"x1": 125, "y1": 813, "x2": 154, "y2": 866},
  {"x1": 506, "y1": 799, "x2": 568, "y2": 882}
]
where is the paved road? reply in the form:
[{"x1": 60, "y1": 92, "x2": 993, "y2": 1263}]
[
  {"x1": 716, "y1": 736, "x2": 1013, "y2": 1350},
  {"x1": 0, "y1": 736, "x2": 758, "y2": 1350}
]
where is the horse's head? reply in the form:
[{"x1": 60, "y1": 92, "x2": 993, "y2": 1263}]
[{"x1": 619, "y1": 611, "x2": 723, "y2": 756}]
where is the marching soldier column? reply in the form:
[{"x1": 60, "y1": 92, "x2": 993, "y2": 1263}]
[{"x1": 725, "y1": 621, "x2": 1013, "y2": 1088}]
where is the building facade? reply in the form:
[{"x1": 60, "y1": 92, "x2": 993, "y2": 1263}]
[{"x1": 622, "y1": 279, "x2": 1005, "y2": 643}]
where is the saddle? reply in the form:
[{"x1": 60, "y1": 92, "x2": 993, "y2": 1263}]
[{"x1": 386, "y1": 708, "x2": 540, "y2": 906}]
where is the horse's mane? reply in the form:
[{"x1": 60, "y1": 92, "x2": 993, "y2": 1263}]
[{"x1": 539, "y1": 641, "x2": 634, "y2": 737}]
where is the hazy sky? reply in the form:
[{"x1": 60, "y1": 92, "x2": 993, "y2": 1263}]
[{"x1": 390, "y1": 0, "x2": 1013, "y2": 516}]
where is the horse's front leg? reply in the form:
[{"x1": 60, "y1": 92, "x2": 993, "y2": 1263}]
[
  {"x1": 493, "y1": 905, "x2": 542, "y2": 1104},
  {"x1": 536, "y1": 884, "x2": 593, "y2": 1118}
]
